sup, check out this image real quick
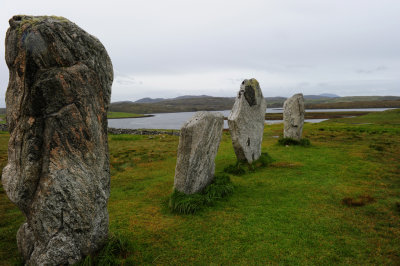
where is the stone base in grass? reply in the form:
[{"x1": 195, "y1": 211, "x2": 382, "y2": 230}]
[
  {"x1": 168, "y1": 174, "x2": 234, "y2": 214},
  {"x1": 223, "y1": 152, "x2": 274, "y2": 176}
]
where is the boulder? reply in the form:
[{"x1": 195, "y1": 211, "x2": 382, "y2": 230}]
[
  {"x1": 283, "y1": 93, "x2": 305, "y2": 140},
  {"x1": 2, "y1": 15, "x2": 113, "y2": 265},
  {"x1": 228, "y1": 79, "x2": 267, "y2": 163},
  {"x1": 174, "y1": 111, "x2": 224, "y2": 194}
]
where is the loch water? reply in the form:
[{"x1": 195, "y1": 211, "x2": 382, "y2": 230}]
[{"x1": 108, "y1": 108, "x2": 394, "y2": 130}]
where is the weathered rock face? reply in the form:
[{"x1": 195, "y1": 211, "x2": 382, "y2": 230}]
[
  {"x1": 174, "y1": 111, "x2": 224, "y2": 194},
  {"x1": 283, "y1": 93, "x2": 305, "y2": 140},
  {"x1": 228, "y1": 79, "x2": 267, "y2": 163},
  {"x1": 2, "y1": 15, "x2": 113, "y2": 265}
]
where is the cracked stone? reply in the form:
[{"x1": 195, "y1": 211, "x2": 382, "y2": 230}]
[
  {"x1": 228, "y1": 79, "x2": 267, "y2": 163},
  {"x1": 2, "y1": 15, "x2": 113, "y2": 265}
]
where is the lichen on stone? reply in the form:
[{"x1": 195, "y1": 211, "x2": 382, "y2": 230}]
[
  {"x1": 3, "y1": 14, "x2": 113, "y2": 265},
  {"x1": 12, "y1": 15, "x2": 70, "y2": 35},
  {"x1": 228, "y1": 78, "x2": 267, "y2": 163},
  {"x1": 247, "y1": 78, "x2": 259, "y2": 88}
]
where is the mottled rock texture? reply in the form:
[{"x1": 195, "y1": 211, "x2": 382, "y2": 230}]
[
  {"x1": 2, "y1": 15, "x2": 113, "y2": 265},
  {"x1": 283, "y1": 93, "x2": 305, "y2": 140},
  {"x1": 174, "y1": 111, "x2": 224, "y2": 194},
  {"x1": 228, "y1": 79, "x2": 267, "y2": 163}
]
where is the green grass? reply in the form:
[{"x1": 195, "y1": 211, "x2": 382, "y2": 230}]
[
  {"x1": 328, "y1": 108, "x2": 400, "y2": 124},
  {"x1": 107, "y1": 111, "x2": 146, "y2": 119},
  {"x1": 1, "y1": 109, "x2": 400, "y2": 264},
  {"x1": 76, "y1": 233, "x2": 134, "y2": 265},
  {"x1": 168, "y1": 174, "x2": 234, "y2": 214},
  {"x1": 278, "y1": 137, "x2": 311, "y2": 146},
  {"x1": 224, "y1": 152, "x2": 274, "y2": 175}
]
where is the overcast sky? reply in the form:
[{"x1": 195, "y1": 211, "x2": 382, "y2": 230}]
[{"x1": 1, "y1": 0, "x2": 399, "y2": 106}]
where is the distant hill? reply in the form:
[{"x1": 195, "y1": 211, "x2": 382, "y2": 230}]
[
  {"x1": 134, "y1": 97, "x2": 165, "y2": 103},
  {"x1": 304, "y1": 93, "x2": 340, "y2": 100},
  {"x1": 109, "y1": 95, "x2": 400, "y2": 114},
  {"x1": 111, "y1": 96, "x2": 235, "y2": 114},
  {"x1": 319, "y1": 93, "x2": 340, "y2": 98},
  {"x1": 134, "y1": 95, "x2": 213, "y2": 103},
  {"x1": 174, "y1": 95, "x2": 211, "y2": 99},
  {"x1": 306, "y1": 99, "x2": 400, "y2": 109},
  {"x1": 304, "y1": 95, "x2": 329, "y2": 100}
]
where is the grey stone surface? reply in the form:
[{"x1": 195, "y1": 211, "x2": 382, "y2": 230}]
[
  {"x1": 228, "y1": 79, "x2": 267, "y2": 163},
  {"x1": 2, "y1": 15, "x2": 113, "y2": 265},
  {"x1": 174, "y1": 111, "x2": 224, "y2": 194},
  {"x1": 283, "y1": 93, "x2": 305, "y2": 140}
]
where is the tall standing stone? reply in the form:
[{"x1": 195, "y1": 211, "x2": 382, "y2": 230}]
[
  {"x1": 174, "y1": 111, "x2": 224, "y2": 194},
  {"x1": 283, "y1": 93, "x2": 305, "y2": 140},
  {"x1": 228, "y1": 79, "x2": 267, "y2": 163},
  {"x1": 2, "y1": 15, "x2": 113, "y2": 265}
]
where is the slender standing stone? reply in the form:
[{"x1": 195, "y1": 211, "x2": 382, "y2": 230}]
[
  {"x1": 174, "y1": 111, "x2": 224, "y2": 194},
  {"x1": 228, "y1": 79, "x2": 267, "y2": 163},
  {"x1": 283, "y1": 93, "x2": 305, "y2": 140},
  {"x1": 2, "y1": 15, "x2": 113, "y2": 265}
]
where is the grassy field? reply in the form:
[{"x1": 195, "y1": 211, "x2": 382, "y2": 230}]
[
  {"x1": 107, "y1": 112, "x2": 149, "y2": 119},
  {"x1": 1, "y1": 109, "x2": 400, "y2": 264},
  {"x1": 265, "y1": 111, "x2": 371, "y2": 120},
  {"x1": 109, "y1": 97, "x2": 236, "y2": 114},
  {"x1": 0, "y1": 114, "x2": 5, "y2": 124},
  {"x1": 306, "y1": 99, "x2": 400, "y2": 109}
]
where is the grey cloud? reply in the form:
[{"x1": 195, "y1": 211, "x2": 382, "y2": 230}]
[
  {"x1": 356, "y1": 66, "x2": 388, "y2": 74},
  {"x1": 114, "y1": 75, "x2": 143, "y2": 86},
  {"x1": 227, "y1": 78, "x2": 245, "y2": 85},
  {"x1": 298, "y1": 82, "x2": 310, "y2": 87},
  {"x1": 0, "y1": 0, "x2": 400, "y2": 107}
]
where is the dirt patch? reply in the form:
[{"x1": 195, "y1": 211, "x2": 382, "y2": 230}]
[
  {"x1": 342, "y1": 195, "x2": 376, "y2": 207},
  {"x1": 270, "y1": 161, "x2": 303, "y2": 168}
]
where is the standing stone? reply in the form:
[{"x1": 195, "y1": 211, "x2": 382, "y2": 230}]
[
  {"x1": 2, "y1": 15, "x2": 113, "y2": 265},
  {"x1": 174, "y1": 111, "x2": 224, "y2": 194},
  {"x1": 283, "y1": 93, "x2": 305, "y2": 140},
  {"x1": 228, "y1": 79, "x2": 267, "y2": 163}
]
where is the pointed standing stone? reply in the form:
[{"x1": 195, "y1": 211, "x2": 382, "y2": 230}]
[
  {"x1": 2, "y1": 15, "x2": 113, "y2": 265},
  {"x1": 283, "y1": 93, "x2": 305, "y2": 140},
  {"x1": 174, "y1": 111, "x2": 224, "y2": 194},
  {"x1": 228, "y1": 79, "x2": 267, "y2": 163}
]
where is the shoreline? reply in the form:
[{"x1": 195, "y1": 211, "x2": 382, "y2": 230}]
[
  {"x1": 107, "y1": 114, "x2": 154, "y2": 119},
  {"x1": 0, "y1": 124, "x2": 179, "y2": 136},
  {"x1": 107, "y1": 127, "x2": 180, "y2": 136}
]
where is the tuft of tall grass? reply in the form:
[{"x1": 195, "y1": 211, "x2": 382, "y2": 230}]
[
  {"x1": 251, "y1": 152, "x2": 274, "y2": 169},
  {"x1": 278, "y1": 137, "x2": 311, "y2": 146},
  {"x1": 168, "y1": 174, "x2": 234, "y2": 214},
  {"x1": 168, "y1": 191, "x2": 205, "y2": 214},
  {"x1": 203, "y1": 174, "x2": 234, "y2": 203},
  {"x1": 223, "y1": 161, "x2": 246, "y2": 176},
  {"x1": 75, "y1": 232, "x2": 133, "y2": 265},
  {"x1": 224, "y1": 152, "x2": 274, "y2": 175}
]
